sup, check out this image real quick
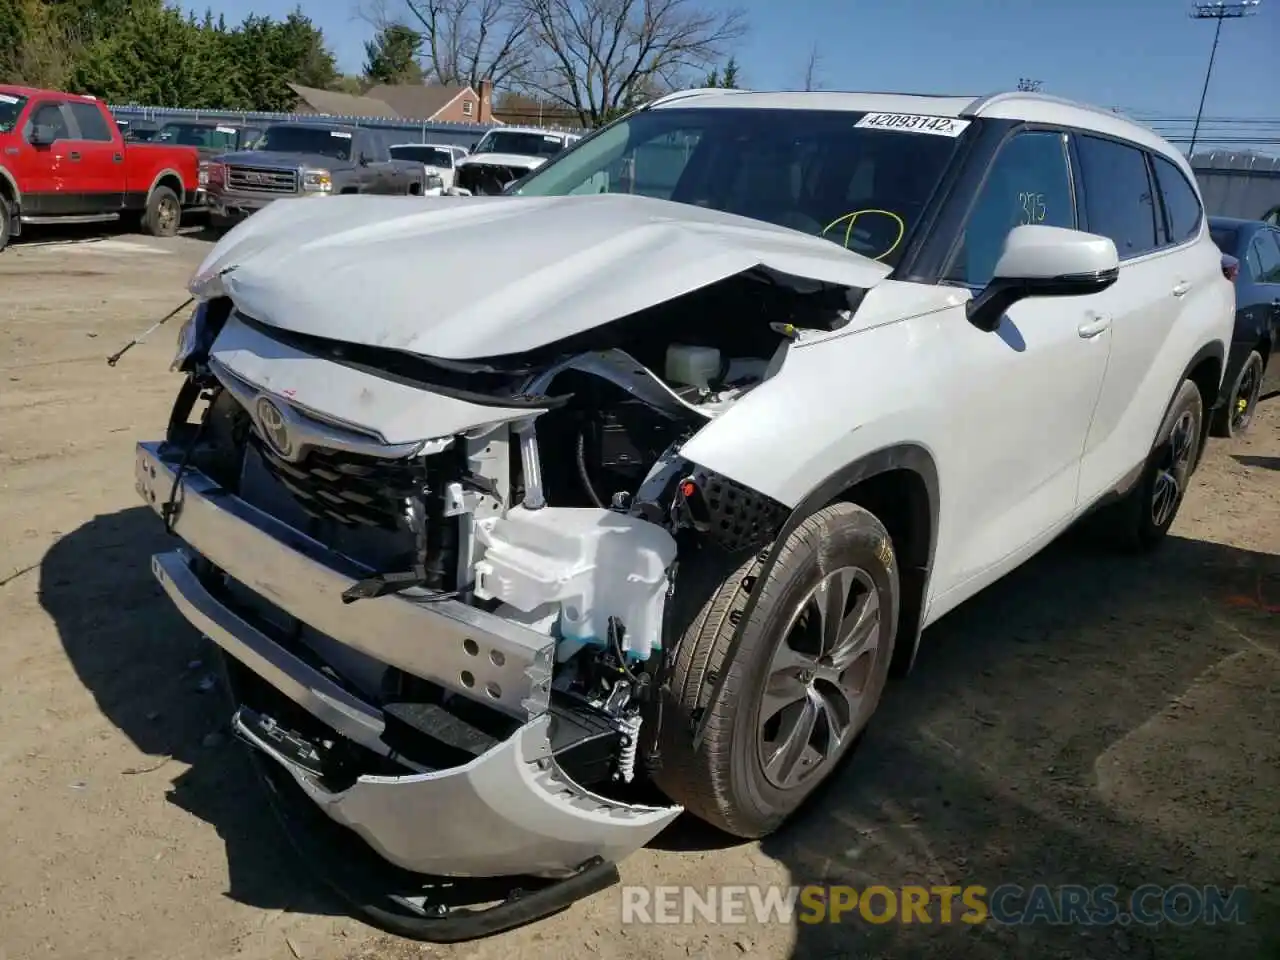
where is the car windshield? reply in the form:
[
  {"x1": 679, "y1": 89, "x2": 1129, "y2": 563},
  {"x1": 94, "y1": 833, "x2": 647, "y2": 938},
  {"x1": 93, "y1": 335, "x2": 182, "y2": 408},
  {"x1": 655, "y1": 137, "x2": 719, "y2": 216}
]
[
  {"x1": 1209, "y1": 225, "x2": 1239, "y2": 255},
  {"x1": 475, "y1": 131, "x2": 567, "y2": 158},
  {"x1": 255, "y1": 125, "x2": 353, "y2": 161},
  {"x1": 0, "y1": 92, "x2": 26, "y2": 133},
  {"x1": 513, "y1": 107, "x2": 966, "y2": 266},
  {"x1": 157, "y1": 122, "x2": 239, "y2": 150},
  {"x1": 391, "y1": 145, "x2": 454, "y2": 168}
]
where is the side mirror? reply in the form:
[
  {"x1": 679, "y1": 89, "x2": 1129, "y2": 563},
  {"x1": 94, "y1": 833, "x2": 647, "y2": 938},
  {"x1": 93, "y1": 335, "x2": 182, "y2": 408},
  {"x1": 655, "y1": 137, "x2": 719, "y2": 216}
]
[
  {"x1": 29, "y1": 124, "x2": 57, "y2": 147},
  {"x1": 968, "y1": 224, "x2": 1120, "y2": 333}
]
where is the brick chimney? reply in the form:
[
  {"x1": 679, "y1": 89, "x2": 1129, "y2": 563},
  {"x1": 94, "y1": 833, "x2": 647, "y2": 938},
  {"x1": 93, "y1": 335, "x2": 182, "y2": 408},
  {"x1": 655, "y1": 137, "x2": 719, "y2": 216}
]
[{"x1": 477, "y1": 78, "x2": 493, "y2": 123}]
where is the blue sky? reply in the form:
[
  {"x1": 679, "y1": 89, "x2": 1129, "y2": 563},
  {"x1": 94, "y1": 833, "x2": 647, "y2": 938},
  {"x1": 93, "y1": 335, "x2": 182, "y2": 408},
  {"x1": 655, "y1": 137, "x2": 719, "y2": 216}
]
[{"x1": 205, "y1": 0, "x2": 1277, "y2": 122}]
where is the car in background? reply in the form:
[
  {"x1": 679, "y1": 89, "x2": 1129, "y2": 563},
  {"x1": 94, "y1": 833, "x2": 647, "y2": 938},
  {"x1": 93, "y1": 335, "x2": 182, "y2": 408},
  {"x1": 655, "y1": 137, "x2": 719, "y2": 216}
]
[
  {"x1": 388, "y1": 143, "x2": 457, "y2": 193},
  {"x1": 153, "y1": 120, "x2": 264, "y2": 206},
  {"x1": 1207, "y1": 215, "x2": 1280, "y2": 436},
  {"x1": 203, "y1": 122, "x2": 427, "y2": 229},
  {"x1": 0, "y1": 86, "x2": 200, "y2": 250},
  {"x1": 118, "y1": 117, "x2": 161, "y2": 142},
  {"x1": 453, "y1": 126, "x2": 580, "y2": 195}
]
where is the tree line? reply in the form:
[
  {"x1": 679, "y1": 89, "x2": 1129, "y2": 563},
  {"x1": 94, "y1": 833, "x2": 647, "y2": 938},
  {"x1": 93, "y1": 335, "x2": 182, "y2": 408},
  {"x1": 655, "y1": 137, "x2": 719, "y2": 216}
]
[{"x1": 0, "y1": 0, "x2": 747, "y2": 125}]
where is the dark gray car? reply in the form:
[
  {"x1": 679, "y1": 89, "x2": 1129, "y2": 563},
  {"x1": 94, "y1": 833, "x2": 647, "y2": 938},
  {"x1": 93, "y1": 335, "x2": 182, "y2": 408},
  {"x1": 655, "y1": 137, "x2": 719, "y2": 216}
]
[{"x1": 206, "y1": 123, "x2": 427, "y2": 228}]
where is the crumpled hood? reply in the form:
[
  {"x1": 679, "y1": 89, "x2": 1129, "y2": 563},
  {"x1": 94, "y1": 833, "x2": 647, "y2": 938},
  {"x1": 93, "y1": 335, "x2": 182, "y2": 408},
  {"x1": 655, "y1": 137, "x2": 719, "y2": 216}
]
[
  {"x1": 190, "y1": 192, "x2": 893, "y2": 361},
  {"x1": 456, "y1": 153, "x2": 546, "y2": 171}
]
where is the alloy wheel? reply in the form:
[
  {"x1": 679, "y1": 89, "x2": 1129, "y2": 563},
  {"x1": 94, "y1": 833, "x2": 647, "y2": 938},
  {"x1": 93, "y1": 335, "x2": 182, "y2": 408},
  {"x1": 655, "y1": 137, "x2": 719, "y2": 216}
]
[
  {"x1": 757, "y1": 566, "x2": 882, "y2": 791},
  {"x1": 1231, "y1": 359, "x2": 1262, "y2": 434},
  {"x1": 1151, "y1": 409, "x2": 1196, "y2": 528}
]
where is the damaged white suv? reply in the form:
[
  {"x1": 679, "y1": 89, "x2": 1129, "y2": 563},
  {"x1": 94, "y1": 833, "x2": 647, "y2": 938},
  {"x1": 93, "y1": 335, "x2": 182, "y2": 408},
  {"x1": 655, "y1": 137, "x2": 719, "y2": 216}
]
[{"x1": 139, "y1": 88, "x2": 1232, "y2": 935}]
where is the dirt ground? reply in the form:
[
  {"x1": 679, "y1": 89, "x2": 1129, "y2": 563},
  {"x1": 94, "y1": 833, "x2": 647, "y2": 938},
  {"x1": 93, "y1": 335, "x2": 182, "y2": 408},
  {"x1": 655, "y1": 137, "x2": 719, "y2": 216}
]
[{"x1": 0, "y1": 228, "x2": 1277, "y2": 960}]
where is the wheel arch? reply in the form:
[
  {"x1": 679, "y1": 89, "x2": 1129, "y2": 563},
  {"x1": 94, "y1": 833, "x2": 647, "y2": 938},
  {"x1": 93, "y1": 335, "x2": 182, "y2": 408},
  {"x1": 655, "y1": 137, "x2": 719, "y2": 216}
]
[
  {"x1": 0, "y1": 165, "x2": 19, "y2": 207},
  {"x1": 1181, "y1": 340, "x2": 1225, "y2": 471},
  {"x1": 148, "y1": 168, "x2": 186, "y2": 205},
  {"x1": 689, "y1": 442, "x2": 940, "y2": 748}
]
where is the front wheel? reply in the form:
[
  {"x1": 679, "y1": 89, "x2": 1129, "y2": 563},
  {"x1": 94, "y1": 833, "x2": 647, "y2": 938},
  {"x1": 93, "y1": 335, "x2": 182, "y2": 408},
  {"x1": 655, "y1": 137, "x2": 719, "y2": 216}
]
[
  {"x1": 1211, "y1": 350, "x2": 1264, "y2": 439},
  {"x1": 142, "y1": 186, "x2": 181, "y2": 237},
  {"x1": 650, "y1": 502, "x2": 899, "y2": 838}
]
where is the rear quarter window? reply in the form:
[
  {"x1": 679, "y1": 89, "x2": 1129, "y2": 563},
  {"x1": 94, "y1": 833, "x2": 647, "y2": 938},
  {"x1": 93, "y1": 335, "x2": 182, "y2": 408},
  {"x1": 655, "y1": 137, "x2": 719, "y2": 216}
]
[{"x1": 1151, "y1": 154, "x2": 1203, "y2": 245}]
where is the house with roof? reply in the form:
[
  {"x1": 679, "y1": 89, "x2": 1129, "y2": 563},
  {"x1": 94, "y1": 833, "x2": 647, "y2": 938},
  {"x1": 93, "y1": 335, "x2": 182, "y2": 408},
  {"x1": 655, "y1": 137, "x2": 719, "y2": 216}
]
[{"x1": 287, "y1": 80, "x2": 496, "y2": 124}]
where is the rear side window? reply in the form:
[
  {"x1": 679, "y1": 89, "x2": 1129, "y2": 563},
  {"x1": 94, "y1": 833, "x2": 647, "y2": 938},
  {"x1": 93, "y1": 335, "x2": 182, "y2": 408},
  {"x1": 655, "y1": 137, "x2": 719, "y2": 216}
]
[
  {"x1": 945, "y1": 130, "x2": 1075, "y2": 287},
  {"x1": 1254, "y1": 230, "x2": 1280, "y2": 283},
  {"x1": 1151, "y1": 154, "x2": 1202, "y2": 244},
  {"x1": 1075, "y1": 135, "x2": 1159, "y2": 259},
  {"x1": 68, "y1": 102, "x2": 113, "y2": 142}
]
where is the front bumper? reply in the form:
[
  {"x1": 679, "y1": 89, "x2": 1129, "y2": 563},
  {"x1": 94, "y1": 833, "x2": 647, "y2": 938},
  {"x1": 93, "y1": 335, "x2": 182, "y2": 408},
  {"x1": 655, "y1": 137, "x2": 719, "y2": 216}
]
[{"x1": 136, "y1": 440, "x2": 681, "y2": 878}]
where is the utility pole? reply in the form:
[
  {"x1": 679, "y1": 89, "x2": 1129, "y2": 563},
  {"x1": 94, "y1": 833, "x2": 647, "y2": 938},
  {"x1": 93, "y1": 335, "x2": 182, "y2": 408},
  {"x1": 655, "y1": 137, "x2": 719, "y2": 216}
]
[
  {"x1": 1017, "y1": 78, "x2": 1043, "y2": 92},
  {"x1": 1188, "y1": 1, "x2": 1261, "y2": 157}
]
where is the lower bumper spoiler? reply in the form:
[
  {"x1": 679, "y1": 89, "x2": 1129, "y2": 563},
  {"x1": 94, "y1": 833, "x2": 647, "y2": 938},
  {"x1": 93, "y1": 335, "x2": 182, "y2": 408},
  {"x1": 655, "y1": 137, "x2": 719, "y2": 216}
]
[{"x1": 137, "y1": 440, "x2": 681, "y2": 880}]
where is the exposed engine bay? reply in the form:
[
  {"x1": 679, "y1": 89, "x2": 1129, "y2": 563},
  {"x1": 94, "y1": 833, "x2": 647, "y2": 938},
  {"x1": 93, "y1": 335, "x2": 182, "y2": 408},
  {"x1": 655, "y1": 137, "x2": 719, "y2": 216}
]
[{"x1": 170, "y1": 264, "x2": 852, "y2": 796}]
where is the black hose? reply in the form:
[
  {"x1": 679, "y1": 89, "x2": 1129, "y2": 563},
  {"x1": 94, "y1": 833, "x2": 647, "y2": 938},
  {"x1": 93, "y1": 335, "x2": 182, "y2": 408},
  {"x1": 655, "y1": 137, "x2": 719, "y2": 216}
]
[{"x1": 576, "y1": 427, "x2": 605, "y2": 508}]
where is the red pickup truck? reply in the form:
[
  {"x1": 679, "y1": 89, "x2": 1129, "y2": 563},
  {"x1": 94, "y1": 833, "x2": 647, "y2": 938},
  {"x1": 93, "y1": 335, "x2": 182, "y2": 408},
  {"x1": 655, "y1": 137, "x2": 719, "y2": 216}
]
[{"x1": 0, "y1": 85, "x2": 201, "y2": 251}]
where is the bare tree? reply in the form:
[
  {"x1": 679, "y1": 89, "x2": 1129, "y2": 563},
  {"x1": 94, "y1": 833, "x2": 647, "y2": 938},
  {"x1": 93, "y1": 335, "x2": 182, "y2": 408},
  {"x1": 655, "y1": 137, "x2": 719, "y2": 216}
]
[
  {"x1": 517, "y1": 0, "x2": 747, "y2": 127},
  {"x1": 360, "y1": 0, "x2": 533, "y2": 89},
  {"x1": 801, "y1": 41, "x2": 822, "y2": 91}
]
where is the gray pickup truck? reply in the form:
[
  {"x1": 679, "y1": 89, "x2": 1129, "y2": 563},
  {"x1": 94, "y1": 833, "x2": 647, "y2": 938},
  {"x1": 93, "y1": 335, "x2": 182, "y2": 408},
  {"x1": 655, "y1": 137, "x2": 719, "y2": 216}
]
[{"x1": 205, "y1": 122, "x2": 430, "y2": 228}]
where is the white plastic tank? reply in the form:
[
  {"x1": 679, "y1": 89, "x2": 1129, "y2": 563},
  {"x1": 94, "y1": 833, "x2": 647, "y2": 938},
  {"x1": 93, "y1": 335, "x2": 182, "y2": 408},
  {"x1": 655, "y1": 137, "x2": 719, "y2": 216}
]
[
  {"x1": 664, "y1": 344, "x2": 721, "y2": 391},
  {"x1": 472, "y1": 506, "x2": 678, "y2": 662}
]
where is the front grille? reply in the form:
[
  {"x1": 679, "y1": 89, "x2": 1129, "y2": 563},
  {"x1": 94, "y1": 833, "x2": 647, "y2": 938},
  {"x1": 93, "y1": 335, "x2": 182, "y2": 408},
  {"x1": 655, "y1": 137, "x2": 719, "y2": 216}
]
[
  {"x1": 226, "y1": 165, "x2": 299, "y2": 195},
  {"x1": 254, "y1": 440, "x2": 422, "y2": 530}
]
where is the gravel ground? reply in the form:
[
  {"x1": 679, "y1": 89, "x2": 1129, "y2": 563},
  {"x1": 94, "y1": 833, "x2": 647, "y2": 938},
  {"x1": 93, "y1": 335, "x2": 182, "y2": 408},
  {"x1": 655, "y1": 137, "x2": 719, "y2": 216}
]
[{"x1": 0, "y1": 228, "x2": 1276, "y2": 960}]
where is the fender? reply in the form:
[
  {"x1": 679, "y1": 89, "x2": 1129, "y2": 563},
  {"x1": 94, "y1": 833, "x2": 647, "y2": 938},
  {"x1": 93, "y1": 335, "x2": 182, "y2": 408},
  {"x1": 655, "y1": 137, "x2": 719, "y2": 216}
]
[
  {"x1": 689, "y1": 442, "x2": 940, "y2": 748},
  {"x1": 146, "y1": 167, "x2": 187, "y2": 205}
]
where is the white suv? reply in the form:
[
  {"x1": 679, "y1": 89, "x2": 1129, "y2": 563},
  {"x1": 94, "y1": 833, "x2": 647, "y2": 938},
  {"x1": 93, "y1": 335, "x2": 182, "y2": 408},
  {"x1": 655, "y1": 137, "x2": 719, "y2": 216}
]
[{"x1": 141, "y1": 88, "x2": 1232, "y2": 930}]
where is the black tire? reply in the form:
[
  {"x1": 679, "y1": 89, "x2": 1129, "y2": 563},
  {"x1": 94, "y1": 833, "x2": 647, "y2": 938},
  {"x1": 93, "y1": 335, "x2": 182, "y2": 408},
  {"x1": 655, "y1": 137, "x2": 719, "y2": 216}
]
[
  {"x1": 142, "y1": 185, "x2": 181, "y2": 237},
  {"x1": 650, "y1": 502, "x2": 899, "y2": 838},
  {"x1": 1107, "y1": 378, "x2": 1204, "y2": 552},
  {"x1": 1211, "y1": 350, "x2": 1264, "y2": 439},
  {"x1": 0, "y1": 196, "x2": 11, "y2": 253}
]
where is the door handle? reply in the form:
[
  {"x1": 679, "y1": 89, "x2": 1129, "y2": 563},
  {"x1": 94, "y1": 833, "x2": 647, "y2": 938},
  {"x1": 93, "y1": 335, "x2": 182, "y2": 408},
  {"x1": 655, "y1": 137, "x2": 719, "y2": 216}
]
[
  {"x1": 1172, "y1": 281, "x2": 1192, "y2": 298},
  {"x1": 68, "y1": 151, "x2": 81, "y2": 161},
  {"x1": 113, "y1": 153, "x2": 122, "y2": 162},
  {"x1": 1078, "y1": 313, "x2": 1112, "y2": 338}
]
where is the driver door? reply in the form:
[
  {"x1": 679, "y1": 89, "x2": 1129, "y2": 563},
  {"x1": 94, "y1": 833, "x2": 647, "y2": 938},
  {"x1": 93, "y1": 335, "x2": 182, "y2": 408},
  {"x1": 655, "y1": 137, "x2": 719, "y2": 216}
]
[
  {"x1": 930, "y1": 128, "x2": 1112, "y2": 599},
  {"x1": 20, "y1": 99, "x2": 71, "y2": 215}
]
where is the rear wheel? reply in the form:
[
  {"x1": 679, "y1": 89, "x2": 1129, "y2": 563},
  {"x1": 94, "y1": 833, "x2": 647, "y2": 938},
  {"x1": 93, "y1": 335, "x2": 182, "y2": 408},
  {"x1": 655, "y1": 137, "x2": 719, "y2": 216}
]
[
  {"x1": 1211, "y1": 350, "x2": 1264, "y2": 439},
  {"x1": 0, "y1": 198, "x2": 10, "y2": 252},
  {"x1": 1106, "y1": 378, "x2": 1204, "y2": 551},
  {"x1": 650, "y1": 502, "x2": 899, "y2": 838},
  {"x1": 142, "y1": 186, "x2": 181, "y2": 237}
]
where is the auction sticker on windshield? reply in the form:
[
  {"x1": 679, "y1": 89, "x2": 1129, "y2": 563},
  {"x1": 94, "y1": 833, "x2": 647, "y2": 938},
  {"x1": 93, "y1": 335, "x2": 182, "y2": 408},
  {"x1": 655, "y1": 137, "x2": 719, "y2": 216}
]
[
  {"x1": 330, "y1": 131, "x2": 353, "y2": 139},
  {"x1": 854, "y1": 113, "x2": 971, "y2": 137},
  {"x1": 0, "y1": 94, "x2": 19, "y2": 104}
]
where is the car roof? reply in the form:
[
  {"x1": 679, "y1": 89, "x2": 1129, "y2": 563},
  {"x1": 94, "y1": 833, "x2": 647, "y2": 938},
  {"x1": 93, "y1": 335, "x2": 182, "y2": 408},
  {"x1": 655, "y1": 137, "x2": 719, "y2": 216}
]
[{"x1": 649, "y1": 88, "x2": 1190, "y2": 171}]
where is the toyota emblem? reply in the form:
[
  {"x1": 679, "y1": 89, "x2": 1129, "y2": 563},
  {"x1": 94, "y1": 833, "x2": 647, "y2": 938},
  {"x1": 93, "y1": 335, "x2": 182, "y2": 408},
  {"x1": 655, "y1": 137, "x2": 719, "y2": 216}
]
[{"x1": 254, "y1": 396, "x2": 294, "y2": 459}]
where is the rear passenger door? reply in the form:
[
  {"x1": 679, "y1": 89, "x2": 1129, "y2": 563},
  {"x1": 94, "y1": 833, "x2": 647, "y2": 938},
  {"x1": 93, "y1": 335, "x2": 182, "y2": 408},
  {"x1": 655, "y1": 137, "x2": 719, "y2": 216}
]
[
  {"x1": 1249, "y1": 228, "x2": 1280, "y2": 393},
  {"x1": 1073, "y1": 134, "x2": 1207, "y2": 506},
  {"x1": 65, "y1": 101, "x2": 125, "y2": 213}
]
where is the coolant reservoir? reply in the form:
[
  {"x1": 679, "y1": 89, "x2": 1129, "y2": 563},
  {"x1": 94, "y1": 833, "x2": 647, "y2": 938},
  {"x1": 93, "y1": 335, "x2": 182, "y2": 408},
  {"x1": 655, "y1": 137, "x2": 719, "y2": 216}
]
[{"x1": 665, "y1": 344, "x2": 721, "y2": 390}]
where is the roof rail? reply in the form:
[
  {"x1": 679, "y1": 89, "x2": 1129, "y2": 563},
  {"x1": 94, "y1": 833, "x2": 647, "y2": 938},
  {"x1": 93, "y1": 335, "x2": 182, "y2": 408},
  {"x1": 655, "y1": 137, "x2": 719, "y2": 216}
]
[
  {"x1": 643, "y1": 87, "x2": 752, "y2": 110},
  {"x1": 962, "y1": 90, "x2": 1133, "y2": 123}
]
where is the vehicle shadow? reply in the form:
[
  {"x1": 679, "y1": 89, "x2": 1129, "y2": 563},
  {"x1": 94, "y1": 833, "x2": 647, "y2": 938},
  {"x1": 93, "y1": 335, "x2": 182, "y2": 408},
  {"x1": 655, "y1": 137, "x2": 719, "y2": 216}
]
[
  {"x1": 41, "y1": 507, "x2": 1280, "y2": 955},
  {"x1": 750, "y1": 529, "x2": 1280, "y2": 959},
  {"x1": 1234, "y1": 455, "x2": 1280, "y2": 472},
  {"x1": 38, "y1": 506, "x2": 342, "y2": 919}
]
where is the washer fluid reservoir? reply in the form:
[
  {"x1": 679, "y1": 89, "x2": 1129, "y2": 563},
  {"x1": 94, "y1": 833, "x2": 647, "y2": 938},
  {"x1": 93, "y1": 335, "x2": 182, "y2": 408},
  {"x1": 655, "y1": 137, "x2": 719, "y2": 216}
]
[{"x1": 665, "y1": 344, "x2": 721, "y2": 390}]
